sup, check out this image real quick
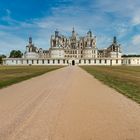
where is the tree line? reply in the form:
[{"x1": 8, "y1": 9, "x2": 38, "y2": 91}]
[
  {"x1": 0, "y1": 50, "x2": 23, "y2": 64},
  {"x1": 0, "y1": 55, "x2": 6, "y2": 64},
  {"x1": 122, "y1": 54, "x2": 140, "y2": 57}
]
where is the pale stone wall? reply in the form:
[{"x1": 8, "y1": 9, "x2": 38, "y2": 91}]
[
  {"x1": 122, "y1": 57, "x2": 140, "y2": 66},
  {"x1": 50, "y1": 49, "x2": 65, "y2": 58},
  {"x1": 24, "y1": 52, "x2": 39, "y2": 59},
  {"x1": 109, "y1": 52, "x2": 122, "y2": 58},
  {"x1": 83, "y1": 48, "x2": 98, "y2": 58},
  {"x1": 3, "y1": 58, "x2": 124, "y2": 66}
]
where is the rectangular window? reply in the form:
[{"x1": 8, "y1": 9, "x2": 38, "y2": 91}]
[
  {"x1": 32, "y1": 60, "x2": 34, "y2": 64},
  {"x1": 128, "y1": 59, "x2": 131, "y2": 64},
  {"x1": 42, "y1": 60, "x2": 44, "y2": 64},
  {"x1": 99, "y1": 60, "x2": 101, "y2": 64},
  {"x1": 48, "y1": 60, "x2": 50, "y2": 64},
  {"x1": 27, "y1": 60, "x2": 29, "y2": 64},
  {"x1": 79, "y1": 60, "x2": 81, "y2": 64},
  {"x1": 116, "y1": 60, "x2": 118, "y2": 64},
  {"x1": 105, "y1": 60, "x2": 107, "y2": 64},
  {"x1": 53, "y1": 60, "x2": 55, "y2": 64},
  {"x1": 58, "y1": 60, "x2": 60, "y2": 64},
  {"x1": 110, "y1": 60, "x2": 112, "y2": 66},
  {"x1": 37, "y1": 60, "x2": 39, "y2": 64},
  {"x1": 94, "y1": 59, "x2": 96, "y2": 64},
  {"x1": 89, "y1": 59, "x2": 91, "y2": 64},
  {"x1": 84, "y1": 60, "x2": 86, "y2": 64},
  {"x1": 63, "y1": 60, "x2": 65, "y2": 64}
]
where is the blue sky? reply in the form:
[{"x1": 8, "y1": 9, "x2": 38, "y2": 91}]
[{"x1": 0, "y1": 0, "x2": 140, "y2": 55}]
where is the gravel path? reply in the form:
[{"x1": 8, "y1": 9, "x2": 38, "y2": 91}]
[{"x1": 0, "y1": 66, "x2": 140, "y2": 140}]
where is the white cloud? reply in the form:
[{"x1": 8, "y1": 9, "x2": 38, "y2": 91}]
[
  {"x1": 132, "y1": 35, "x2": 140, "y2": 46},
  {"x1": 0, "y1": 31, "x2": 26, "y2": 56},
  {"x1": 1, "y1": 0, "x2": 140, "y2": 54},
  {"x1": 121, "y1": 35, "x2": 140, "y2": 54},
  {"x1": 132, "y1": 12, "x2": 140, "y2": 25}
]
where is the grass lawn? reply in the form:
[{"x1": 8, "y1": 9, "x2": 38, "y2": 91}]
[
  {"x1": 81, "y1": 66, "x2": 140, "y2": 104},
  {"x1": 0, "y1": 66, "x2": 63, "y2": 89}
]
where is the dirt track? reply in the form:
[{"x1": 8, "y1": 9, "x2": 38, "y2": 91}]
[{"x1": 0, "y1": 66, "x2": 140, "y2": 140}]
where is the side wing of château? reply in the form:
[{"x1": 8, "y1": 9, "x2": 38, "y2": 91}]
[{"x1": 3, "y1": 28, "x2": 140, "y2": 66}]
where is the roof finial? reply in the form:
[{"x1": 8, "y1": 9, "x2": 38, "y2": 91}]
[
  {"x1": 72, "y1": 26, "x2": 76, "y2": 37},
  {"x1": 29, "y1": 36, "x2": 32, "y2": 44},
  {"x1": 113, "y1": 36, "x2": 117, "y2": 44},
  {"x1": 72, "y1": 26, "x2": 75, "y2": 32},
  {"x1": 87, "y1": 29, "x2": 92, "y2": 37},
  {"x1": 55, "y1": 29, "x2": 59, "y2": 37}
]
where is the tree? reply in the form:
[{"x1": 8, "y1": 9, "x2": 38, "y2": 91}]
[
  {"x1": 122, "y1": 54, "x2": 140, "y2": 57},
  {"x1": 9, "y1": 50, "x2": 23, "y2": 58},
  {"x1": 0, "y1": 55, "x2": 6, "y2": 64}
]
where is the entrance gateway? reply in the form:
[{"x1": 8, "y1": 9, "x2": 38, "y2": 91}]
[{"x1": 72, "y1": 60, "x2": 75, "y2": 66}]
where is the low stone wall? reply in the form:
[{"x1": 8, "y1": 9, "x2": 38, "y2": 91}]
[
  {"x1": 122, "y1": 57, "x2": 140, "y2": 66},
  {"x1": 2, "y1": 58, "x2": 125, "y2": 66}
]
